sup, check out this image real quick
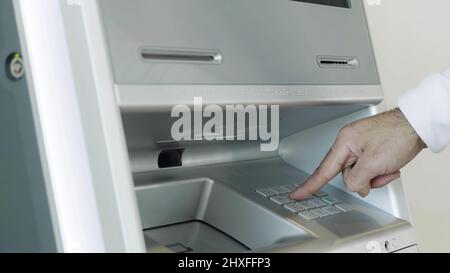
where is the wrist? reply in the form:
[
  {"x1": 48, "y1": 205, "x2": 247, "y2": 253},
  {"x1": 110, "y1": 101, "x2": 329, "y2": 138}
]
[{"x1": 393, "y1": 108, "x2": 427, "y2": 150}]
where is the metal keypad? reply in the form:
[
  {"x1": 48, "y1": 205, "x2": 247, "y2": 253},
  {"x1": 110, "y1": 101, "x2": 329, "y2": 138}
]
[
  {"x1": 256, "y1": 185, "x2": 353, "y2": 221},
  {"x1": 322, "y1": 206, "x2": 342, "y2": 215},
  {"x1": 322, "y1": 196, "x2": 341, "y2": 205},
  {"x1": 256, "y1": 188, "x2": 278, "y2": 198},
  {"x1": 284, "y1": 203, "x2": 306, "y2": 213},
  {"x1": 270, "y1": 195, "x2": 293, "y2": 205},
  {"x1": 308, "y1": 197, "x2": 328, "y2": 208},
  {"x1": 297, "y1": 200, "x2": 316, "y2": 210},
  {"x1": 298, "y1": 211, "x2": 319, "y2": 221},
  {"x1": 310, "y1": 208, "x2": 331, "y2": 218}
]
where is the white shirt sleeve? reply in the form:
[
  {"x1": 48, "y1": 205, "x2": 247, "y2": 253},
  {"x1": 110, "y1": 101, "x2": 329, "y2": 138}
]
[{"x1": 398, "y1": 67, "x2": 450, "y2": 153}]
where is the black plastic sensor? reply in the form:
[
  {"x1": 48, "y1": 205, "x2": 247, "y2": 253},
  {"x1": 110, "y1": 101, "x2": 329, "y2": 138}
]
[{"x1": 158, "y1": 149, "x2": 184, "y2": 169}]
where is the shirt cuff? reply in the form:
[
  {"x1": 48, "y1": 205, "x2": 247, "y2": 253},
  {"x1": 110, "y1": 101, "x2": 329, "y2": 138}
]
[{"x1": 398, "y1": 72, "x2": 450, "y2": 153}]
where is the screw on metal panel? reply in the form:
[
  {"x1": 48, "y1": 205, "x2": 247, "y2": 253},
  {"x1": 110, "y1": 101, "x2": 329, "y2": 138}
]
[{"x1": 5, "y1": 52, "x2": 25, "y2": 81}]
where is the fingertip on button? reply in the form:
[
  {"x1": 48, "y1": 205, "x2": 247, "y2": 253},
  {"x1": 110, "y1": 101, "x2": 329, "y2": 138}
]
[{"x1": 289, "y1": 188, "x2": 311, "y2": 201}]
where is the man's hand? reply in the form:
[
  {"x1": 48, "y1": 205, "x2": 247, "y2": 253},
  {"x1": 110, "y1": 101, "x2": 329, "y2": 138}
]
[{"x1": 290, "y1": 108, "x2": 426, "y2": 200}]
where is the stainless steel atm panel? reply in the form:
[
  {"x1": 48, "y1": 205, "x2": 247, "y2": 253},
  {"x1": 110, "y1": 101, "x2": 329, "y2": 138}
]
[
  {"x1": 98, "y1": 0, "x2": 384, "y2": 112},
  {"x1": 7, "y1": 0, "x2": 416, "y2": 252},
  {"x1": 99, "y1": 0, "x2": 379, "y2": 86},
  {"x1": 93, "y1": 0, "x2": 417, "y2": 253},
  {"x1": 0, "y1": 0, "x2": 56, "y2": 252}
]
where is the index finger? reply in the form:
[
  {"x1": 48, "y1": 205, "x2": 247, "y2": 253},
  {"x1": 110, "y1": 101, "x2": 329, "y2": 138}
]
[{"x1": 290, "y1": 142, "x2": 352, "y2": 200}]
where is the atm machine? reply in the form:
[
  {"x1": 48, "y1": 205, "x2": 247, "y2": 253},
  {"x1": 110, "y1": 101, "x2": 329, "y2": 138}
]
[{"x1": 2, "y1": 0, "x2": 418, "y2": 252}]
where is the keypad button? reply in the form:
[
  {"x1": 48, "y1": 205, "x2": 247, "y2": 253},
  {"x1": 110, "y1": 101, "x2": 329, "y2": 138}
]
[
  {"x1": 278, "y1": 185, "x2": 294, "y2": 194},
  {"x1": 270, "y1": 195, "x2": 294, "y2": 205},
  {"x1": 298, "y1": 211, "x2": 320, "y2": 221},
  {"x1": 282, "y1": 184, "x2": 298, "y2": 192},
  {"x1": 322, "y1": 206, "x2": 342, "y2": 215},
  {"x1": 335, "y1": 203, "x2": 353, "y2": 212},
  {"x1": 271, "y1": 186, "x2": 288, "y2": 195},
  {"x1": 284, "y1": 203, "x2": 306, "y2": 213},
  {"x1": 309, "y1": 197, "x2": 327, "y2": 208},
  {"x1": 313, "y1": 191, "x2": 328, "y2": 197},
  {"x1": 310, "y1": 208, "x2": 331, "y2": 218},
  {"x1": 322, "y1": 196, "x2": 341, "y2": 205},
  {"x1": 297, "y1": 200, "x2": 316, "y2": 210},
  {"x1": 256, "y1": 188, "x2": 278, "y2": 198}
]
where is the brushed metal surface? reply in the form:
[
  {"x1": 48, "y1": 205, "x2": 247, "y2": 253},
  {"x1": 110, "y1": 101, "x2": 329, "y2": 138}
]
[
  {"x1": 116, "y1": 84, "x2": 383, "y2": 111},
  {"x1": 99, "y1": 0, "x2": 379, "y2": 85},
  {"x1": 0, "y1": 0, "x2": 57, "y2": 252},
  {"x1": 144, "y1": 221, "x2": 250, "y2": 253},
  {"x1": 135, "y1": 158, "x2": 415, "y2": 252}
]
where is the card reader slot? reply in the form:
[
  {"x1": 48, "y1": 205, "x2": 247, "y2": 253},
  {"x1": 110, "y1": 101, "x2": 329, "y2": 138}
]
[
  {"x1": 141, "y1": 48, "x2": 222, "y2": 64},
  {"x1": 317, "y1": 55, "x2": 359, "y2": 68}
]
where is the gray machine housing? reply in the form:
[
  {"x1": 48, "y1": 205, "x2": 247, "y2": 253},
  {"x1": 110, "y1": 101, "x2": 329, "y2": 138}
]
[
  {"x1": 3, "y1": 0, "x2": 417, "y2": 252},
  {"x1": 0, "y1": 0, "x2": 56, "y2": 252},
  {"x1": 98, "y1": 0, "x2": 416, "y2": 252}
]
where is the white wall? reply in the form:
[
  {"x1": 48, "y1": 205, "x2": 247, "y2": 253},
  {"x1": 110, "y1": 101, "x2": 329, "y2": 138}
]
[{"x1": 364, "y1": 0, "x2": 450, "y2": 252}]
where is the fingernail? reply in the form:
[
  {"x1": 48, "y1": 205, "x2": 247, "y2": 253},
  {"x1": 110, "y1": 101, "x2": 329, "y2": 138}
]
[{"x1": 358, "y1": 192, "x2": 368, "y2": 198}]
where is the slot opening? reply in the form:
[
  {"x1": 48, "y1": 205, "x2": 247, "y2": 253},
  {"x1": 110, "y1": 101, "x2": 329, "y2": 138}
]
[
  {"x1": 320, "y1": 60, "x2": 349, "y2": 65},
  {"x1": 141, "y1": 48, "x2": 222, "y2": 64},
  {"x1": 158, "y1": 149, "x2": 184, "y2": 169},
  {"x1": 317, "y1": 56, "x2": 359, "y2": 68}
]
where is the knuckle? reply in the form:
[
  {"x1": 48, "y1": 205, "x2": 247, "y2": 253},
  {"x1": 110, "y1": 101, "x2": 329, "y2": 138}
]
[
  {"x1": 338, "y1": 125, "x2": 354, "y2": 139},
  {"x1": 344, "y1": 175, "x2": 363, "y2": 192},
  {"x1": 337, "y1": 127, "x2": 350, "y2": 139},
  {"x1": 346, "y1": 182, "x2": 360, "y2": 192},
  {"x1": 315, "y1": 168, "x2": 332, "y2": 183}
]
